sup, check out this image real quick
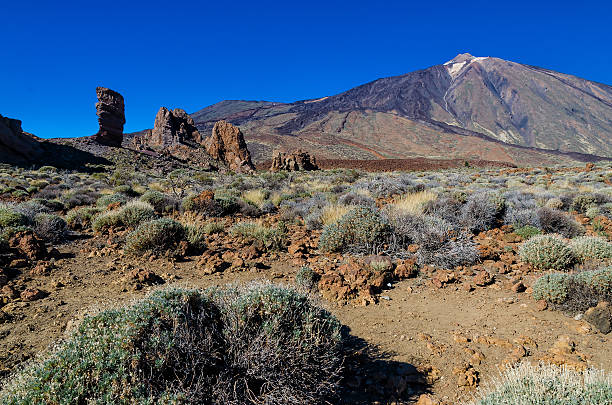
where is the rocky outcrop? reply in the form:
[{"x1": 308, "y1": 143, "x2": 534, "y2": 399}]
[
  {"x1": 0, "y1": 115, "x2": 43, "y2": 162},
  {"x1": 92, "y1": 87, "x2": 125, "y2": 147},
  {"x1": 270, "y1": 150, "x2": 319, "y2": 171},
  {"x1": 205, "y1": 121, "x2": 254, "y2": 173},
  {"x1": 150, "y1": 107, "x2": 202, "y2": 147}
]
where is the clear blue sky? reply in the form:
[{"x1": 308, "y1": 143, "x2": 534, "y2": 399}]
[{"x1": 1, "y1": 0, "x2": 611, "y2": 138}]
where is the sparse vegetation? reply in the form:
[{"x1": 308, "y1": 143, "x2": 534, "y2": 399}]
[
  {"x1": 469, "y1": 362, "x2": 612, "y2": 405},
  {"x1": 519, "y1": 234, "x2": 575, "y2": 270}
]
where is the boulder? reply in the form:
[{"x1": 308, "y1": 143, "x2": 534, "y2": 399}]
[
  {"x1": 204, "y1": 120, "x2": 254, "y2": 173},
  {"x1": 92, "y1": 87, "x2": 125, "y2": 147},
  {"x1": 0, "y1": 115, "x2": 43, "y2": 161},
  {"x1": 150, "y1": 107, "x2": 203, "y2": 147},
  {"x1": 584, "y1": 301, "x2": 611, "y2": 334},
  {"x1": 270, "y1": 149, "x2": 319, "y2": 171}
]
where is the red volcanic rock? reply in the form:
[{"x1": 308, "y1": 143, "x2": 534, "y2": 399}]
[
  {"x1": 150, "y1": 107, "x2": 203, "y2": 147},
  {"x1": 9, "y1": 231, "x2": 47, "y2": 261},
  {"x1": 205, "y1": 120, "x2": 255, "y2": 173},
  {"x1": 0, "y1": 114, "x2": 43, "y2": 161},
  {"x1": 270, "y1": 150, "x2": 319, "y2": 171},
  {"x1": 92, "y1": 87, "x2": 125, "y2": 147}
]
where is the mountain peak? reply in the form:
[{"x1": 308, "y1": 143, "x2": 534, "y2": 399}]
[{"x1": 445, "y1": 53, "x2": 475, "y2": 65}]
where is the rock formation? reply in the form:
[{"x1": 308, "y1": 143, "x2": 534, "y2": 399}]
[
  {"x1": 0, "y1": 114, "x2": 43, "y2": 162},
  {"x1": 150, "y1": 107, "x2": 202, "y2": 147},
  {"x1": 92, "y1": 87, "x2": 125, "y2": 147},
  {"x1": 270, "y1": 150, "x2": 319, "y2": 171},
  {"x1": 204, "y1": 121, "x2": 255, "y2": 173}
]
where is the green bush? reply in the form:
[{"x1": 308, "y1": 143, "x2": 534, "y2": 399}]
[
  {"x1": 91, "y1": 201, "x2": 156, "y2": 233},
  {"x1": 532, "y1": 273, "x2": 570, "y2": 304},
  {"x1": 519, "y1": 234, "x2": 575, "y2": 270},
  {"x1": 66, "y1": 207, "x2": 103, "y2": 229},
  {"x1": 0, "y1": 207, "x2": 28, "y2": 228},
  {"x1": 125, "y1": 218, "x2": 186, "y2": 255},
  {"x1": 96, "y1": 193, "x2": 129, "y2": 208},
  {"x1": 0, "y1": 288, "x2": 225, "y2": 404},
  {"x1": 140, "y1": 190, "x2": 176, "y2": 213},
  {"x1": 469, "y1": 362, "x2": 612, "y2": 405},
  {"x1": 231, "y1": 222, "x2": 286, "y2": 251},
  {"x1": 571, "y1": 193, "x2": 604, "y2": 214},
  {"x1": 569, "y1": 236, "x2": 612, "y2": 263},
  {"x1": 514, "y1": 225, "x2": 541, "y2": 240},
  {"x1": 319, "y1": 206, "x2": 390, "y2": 253},
  {"x1": 0, "y1": 284, "x2": 345, "y2": 404},
  {"x1": 91, "y1": 210, "x2": 123, "y2": 233},
  {"x1": 118, "y1": 201, "x2": 156, "y2": 228},
  {"x1": 533, "y1": 266, "x2": 612, "y2": 309}
]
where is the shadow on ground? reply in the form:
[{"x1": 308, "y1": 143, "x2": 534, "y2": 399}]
[{"x1": 340, "y1": 329, "x2": 431, "y2": 404}]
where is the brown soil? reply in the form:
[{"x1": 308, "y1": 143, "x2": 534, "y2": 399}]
[{"x1": 1, "y1": 220, "x2": 610, "y2": 404}]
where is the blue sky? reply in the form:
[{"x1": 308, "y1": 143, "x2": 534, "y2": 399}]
[{"x1": 1, "y1": 0, "x2": 611, "y2": 138}]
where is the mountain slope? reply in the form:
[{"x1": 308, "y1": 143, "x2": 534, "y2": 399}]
[{"x1": 191, "y1": 54, "x2": 612, "y2": 164}]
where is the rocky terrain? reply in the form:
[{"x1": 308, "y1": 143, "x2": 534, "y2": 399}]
[{"x1": 0, "y1": 157, "x2": 609, "y2": 403}]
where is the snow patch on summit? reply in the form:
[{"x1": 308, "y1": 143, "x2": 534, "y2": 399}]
[{"x1": 444, "y1": 55, "x2": 489, "y2": 79}]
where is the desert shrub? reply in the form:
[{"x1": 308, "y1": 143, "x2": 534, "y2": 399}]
[
  {"x1": 214, "y1": 282, "x2": 343, "y2": 404},
  {"x1": 184, "y1": 223, "x2": 207, "y2": 254},
  {"x1": 0, "y1": 207, "x2": 28, "y2": 229},
  {"x1": 91, "y1": 202, "x2": 156, "y2": 232},
  {"x1": 586, "y1": 206, "x2": 601, "y2": 219},
  {"x1": 414, "y1": 218, "x2": 478, "y2": 268},
  {"x1": 352, "y1": 174, "x2": 421, "y2": 198},
  {"x1": 33, "y1": 198, "x2": 64, "y2": 212},
  {"x1": 569, "y1": 236, "x2": 612, "y2": 263},
  {"x1": 513, "y1": 225, "x2": 541, "y2": 240},
  {"x1": 91, "y1": 210, "x2": 123, "y2": 232},
  {"x1": 338, "y1": 192, "x2": 375, "y2": 207},
  {"x1": 33, "y1": 213, "x2": 67, "y2": 242},
  {"x1": 519, "y1": 234, "x2": 575, "y2": 270},
  {"x1": 545, "y1": 197, "x2": 564, "y2": 210},
  {"x1": 460, "y1": 192, "x2": 503, "y2": 233},
  {"x1": 236, "y1": 199, "x2": 262, "y2": 217},
  {"x1": 571, "y1": 192, "x2": 609, "y2": 214},
  {"x1": 242, "y1": 189, "x2": 270, "y2": 208},
  {"x1": 113, "y1": 184, "x2": 138, "y2": 197},
  {"x1": 140, "y1": 190, "x2": 177, "y2": 213},
  {"x1": 96, "y1": 193, "x2": 128, "y2": 208},
  {"x1": 503, "y1": 207, "x2": 540, "y2": 228},
  {"x1": 125, "y1": 218, "x2": 186, "y2": 255},
  {"x1": 231, "y1": 222, "x2": 286, "y2": 251},
  {"x1": 62, "y1": 190, "x2": 99, "y2": 209},
  {"x1": 295, "y1": 266, "x2": 319, "y2": 292},
  {"x1": 550, "y1": 267, "x2": 612, "y2": 313},
  {"x1": 13, "y1": 201, "x2": 50, "y2": 223},
  {"x1": 532, "y1": 273, "x2": 571, "y2": 304},
  {"x1": 0, "y1": 288, "x2": 225, "y2": 404},
  {"x1": 118, "y1": 201, "x2": 157, "y2": 228},
  {"x1": 203, "y1": 221, "x2": 225, "y2": 235},
  {"x1": 469, "y1": 362, "x2": 612, "y2": 405},
  {"x1": 215, "y1": 196, "x2": 240, "y2": 216},
  {"x1": 319, "y1": 206, "x2": 390, "y2": 253},
  {"x1": 537, "y1": 207, "x2": 584, "y2": 238},
  {"x1": 66, "y1": 207, "x2": 103, "y2": 229},
  {"x1": 423, "y1": 196, "x2": 463, "y2": 224}
]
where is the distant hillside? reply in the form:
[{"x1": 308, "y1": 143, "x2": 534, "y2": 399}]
[{"x1": 190, "y1": 54, "x2": 612, "y2": 165}]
